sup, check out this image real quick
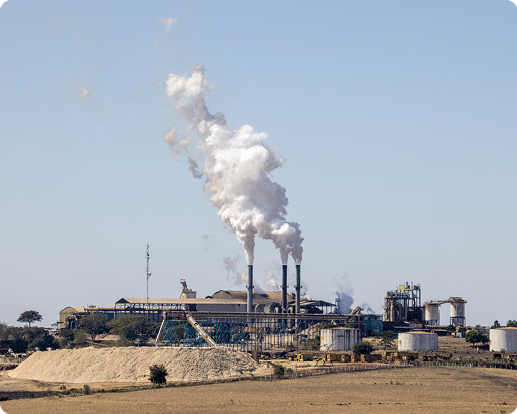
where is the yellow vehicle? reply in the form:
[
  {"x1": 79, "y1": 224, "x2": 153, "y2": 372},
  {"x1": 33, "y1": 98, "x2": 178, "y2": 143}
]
[{"x1": 294, "y1": 353, "x2": 313, "y2": 361}]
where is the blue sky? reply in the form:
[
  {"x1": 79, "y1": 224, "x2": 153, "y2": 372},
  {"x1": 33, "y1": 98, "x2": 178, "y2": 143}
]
[{"x1": 0, "y1": 0, "x2": 516, "y2": 327}]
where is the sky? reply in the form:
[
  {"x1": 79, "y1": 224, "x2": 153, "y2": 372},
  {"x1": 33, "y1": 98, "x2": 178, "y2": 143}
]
[{"x1": 0, "y1": 0, "x2": 516, "y2": 328}]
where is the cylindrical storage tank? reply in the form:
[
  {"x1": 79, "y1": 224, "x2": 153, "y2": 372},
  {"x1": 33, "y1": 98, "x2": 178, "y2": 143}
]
[
  {"x1": 398, "y1": 332, "x2": 438, "y2": 351},
  {"x1": 425, "y1": 304, "x2": 440, "y2": 326},
  {"x1": 320, "y1": 328, "x2": 362, "y2": 351},
  {"x1": 490, "y1": 328, "x2": 517, "y2": 352},
  {"x1": 450, "y1": 301, "x2": 466, "y2": 326}
]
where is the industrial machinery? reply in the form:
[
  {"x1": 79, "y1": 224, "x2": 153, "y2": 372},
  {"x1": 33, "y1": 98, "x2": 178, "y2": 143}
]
[
  {"x1": 383, "y1": 282, "x2": 423, "y2": 324},
  {"x1": 424, "y1": 297, "x2": 467, "y2": 327},
  {"x1": 349, "y1": 306, "x2": 363, "y2": 315}
]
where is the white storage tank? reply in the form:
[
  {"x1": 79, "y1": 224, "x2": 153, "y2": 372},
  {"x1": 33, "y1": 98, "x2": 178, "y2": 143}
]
[
  {"x1": 398, "y1": 332, "x2": 438, "y2": 351},
  {"x1": 490, "y1": 328, "x2": 517, "y2": 352},
  {"x1": 449, "y1": 298, "x2": 467, "y2": 326},
  {"x1": 425, "y1": 303, "x2": 440, "y2": 326},
  {"x1": 320, "y1": 328, "x2": 362, "y2": 351}
]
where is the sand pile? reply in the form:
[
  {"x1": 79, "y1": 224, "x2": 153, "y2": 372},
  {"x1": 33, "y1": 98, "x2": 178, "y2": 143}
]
[{"x1": 9, "y1": 347, "x2": 261, "y2": 383}]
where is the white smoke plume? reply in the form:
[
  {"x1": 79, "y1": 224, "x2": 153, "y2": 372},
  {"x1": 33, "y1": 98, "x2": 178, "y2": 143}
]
[
  {"x1": 263, "y1": 267, "x2": 279, "y2": 291},
  {"x1": 222, "y1": 254, "x2": 265, "y2": 293},
  {"x1": 163, "y1": 125, "x2": 191, "y2": 159},
  {"x1": 156, "y1": 17, "x2": 177, "y2": 31},
  {"x1": 155, "y1": 17, "x2": 177, "y2": 45},
  {"x1": 165, "y1": 64, "x2": 303, "y2": 265},
  {"x1": 223, "y1": 255, "x2": 243, "y2": 285},
  {"x1": 76, "y1": 86, "x2": 90, "y2": 102},
  {"x1": 334, "y1": 273, "x2": 354, "y2": 314}
]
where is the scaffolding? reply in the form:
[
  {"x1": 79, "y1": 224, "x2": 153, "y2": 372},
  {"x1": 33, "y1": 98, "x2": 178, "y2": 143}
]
[
  {"x1": 383, "y1": 282, "x2": 422, "y2": 323},
  {"x1": 156, "y1": 311, "x2": 363, "y2": 352}
]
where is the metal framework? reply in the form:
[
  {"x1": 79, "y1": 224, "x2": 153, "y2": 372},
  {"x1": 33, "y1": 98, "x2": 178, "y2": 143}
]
[
  {"x1": 384, "y1": 282, "x2": 422, "y2": 323},
  {"x1": 156, "y1": 311, "x2": 363, "y2": 352}
]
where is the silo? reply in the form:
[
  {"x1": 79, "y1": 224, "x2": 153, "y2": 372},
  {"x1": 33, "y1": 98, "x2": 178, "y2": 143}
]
[
  {"x1": 398, "y1": 332, "x2": 438, "y2": 351},
  {"x1": 490, "y1": 328, "x2": 517, "y2": 352},
  {"x1": 320, "y1": 328, "x2": 362, "y2": 352},
  {"x1": 425, "y1": 303, "x2": 440, "y2": 326},
  {"x1": 449, "y1": 298, "x2": 466, "y2": 326}
]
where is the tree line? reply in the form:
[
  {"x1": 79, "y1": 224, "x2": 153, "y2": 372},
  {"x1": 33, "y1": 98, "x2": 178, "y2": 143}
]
[{"x1": 1, "y1": 310, "x2": 160, "y2": 353}]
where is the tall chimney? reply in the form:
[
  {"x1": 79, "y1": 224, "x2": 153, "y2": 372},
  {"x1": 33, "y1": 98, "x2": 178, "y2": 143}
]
[
  {"x1": 247, "y1": 264, "x2": 253, "y2": 313},
  {"x1": 295, "y1": 264, "x2": 301, "y2": 314},
  {"x1": 282, "y1": 264, "x2": 288, "y2": 313}
]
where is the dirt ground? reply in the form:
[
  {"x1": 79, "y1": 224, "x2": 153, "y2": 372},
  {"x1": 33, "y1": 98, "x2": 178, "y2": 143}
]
[{"x1": 1, "y1": 366, "x2": 516, "y2": 414}]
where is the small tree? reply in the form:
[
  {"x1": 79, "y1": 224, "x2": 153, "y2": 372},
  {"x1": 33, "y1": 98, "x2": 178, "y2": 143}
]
[
  {"x1": 17, "y1": 311, "x2": 42, "y2": 327},
  {"x1": 465, "y1": 330, "x2": 489, "y2": 347},
  {"x1": 78, "y1": 314, "x2": 108, "y2": 343},
  {"x1": 353, "y1": 340, "x2": 373, "y2": 355},
  {"x1": 506, "y1": 320, "x2": 517, "y2": 328},
  {"x1": 491, "y1": 320, "x2": 501, "y2": 329},
  {"x1": 149, "y1": 364, "x2": 168, "y2": 385},
  {"x1": 378, "y1": 331, "x2": 397, "y2": 350}
]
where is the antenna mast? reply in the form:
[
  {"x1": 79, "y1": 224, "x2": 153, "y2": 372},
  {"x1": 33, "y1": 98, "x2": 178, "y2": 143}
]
[{"x1": 146, "y1": 244, "x2": 151, "y2": 319}]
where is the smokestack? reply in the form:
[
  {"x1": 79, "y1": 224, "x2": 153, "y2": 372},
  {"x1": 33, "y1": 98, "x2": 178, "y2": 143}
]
[
  {"x1": 295, "y1": 264, "x2": 301, "y2": 314},
  {"x1": 247, "y1": 265, "x2": 253, "y2": 313},
  {"x1": 282, "y1": 264, "x2": 288, "y2": 313}
]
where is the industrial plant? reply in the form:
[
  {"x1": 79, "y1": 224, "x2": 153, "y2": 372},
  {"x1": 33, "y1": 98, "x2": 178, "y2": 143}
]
[{"x1": 59, "y1": 274, "x2": 476, "y2": 355}]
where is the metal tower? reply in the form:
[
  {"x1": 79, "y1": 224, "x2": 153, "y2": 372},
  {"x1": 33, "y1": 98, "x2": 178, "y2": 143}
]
[{"x1": 146, "y1": 244, "x2": 151, "y2": 319}]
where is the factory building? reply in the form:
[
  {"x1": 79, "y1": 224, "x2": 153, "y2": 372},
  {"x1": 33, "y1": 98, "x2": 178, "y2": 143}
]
[{"x1": 59, "y1": 286, "x2": 336, "y2": 328}]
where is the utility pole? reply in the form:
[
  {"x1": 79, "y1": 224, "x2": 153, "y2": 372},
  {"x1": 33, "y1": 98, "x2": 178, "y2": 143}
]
[{"x1": 146, "y1": 244, "x2": 151, "y2": 320}]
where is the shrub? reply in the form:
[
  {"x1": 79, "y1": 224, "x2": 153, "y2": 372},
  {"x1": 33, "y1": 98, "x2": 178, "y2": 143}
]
[
  {"x1": 353, "y1": 340, "x2": 373, "y2": 355},
  {"x1": 268, "y1": 362, "x2": 293, "y2": 379},
  {"x1": 149, "y1": 364, "x2": 168, "y2": 385},
  {"x1": 83, "y1": 384, "x2": 91, "y2": 395}
]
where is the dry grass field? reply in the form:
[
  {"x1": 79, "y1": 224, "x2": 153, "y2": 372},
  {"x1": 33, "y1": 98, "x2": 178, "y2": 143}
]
[{"x1": 2, "y1": 366, "x2": 516, "y2": 414}]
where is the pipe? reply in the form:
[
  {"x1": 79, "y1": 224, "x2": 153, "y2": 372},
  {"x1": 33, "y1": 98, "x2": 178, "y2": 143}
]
[
  {"x1": 282, "y1": 264, "x2": 288, "y2": 313},
  {"x1": 295, "y1": 264, "x2": 301, "y2": 314},
  {"x1": 247, "y1": 265, "x2": 253, "y2": 313}
]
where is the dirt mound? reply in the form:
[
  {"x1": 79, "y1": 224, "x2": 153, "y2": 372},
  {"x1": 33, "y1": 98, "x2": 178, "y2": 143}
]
[{"x1": 9, "y1": 347, "x2": 260, "y2": 383}]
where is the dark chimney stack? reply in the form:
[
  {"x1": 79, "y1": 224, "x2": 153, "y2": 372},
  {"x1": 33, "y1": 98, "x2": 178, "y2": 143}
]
[
  {"x1": 295, "y1": 264, "x2": 301, "y2": 313},
  {"x1": 247, "y1": 264, "x2": 253, "y2": 313},
  {"x1": 282, "y1": 264, "x2": 288, "y2": 312}
]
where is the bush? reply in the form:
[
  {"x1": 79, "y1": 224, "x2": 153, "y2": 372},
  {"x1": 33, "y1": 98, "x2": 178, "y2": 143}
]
[
  {"x1": 72, "y1": 332, "x2": 88, "y2": 347},
  {"x1": 83, "y1": 384, "x2": 91, "y2": 395},
  {"x1": 269, "y1": 362, "x2": 292, "y2": 379},
  {"x1": 353, "y1": 340, "x2": 373, "y2": 355},
  {"x1": 149, "y1": 364, "x2": 168, "y2": 385}
]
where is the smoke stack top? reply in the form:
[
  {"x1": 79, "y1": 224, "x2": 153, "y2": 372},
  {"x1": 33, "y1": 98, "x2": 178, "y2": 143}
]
[{"x1": 165, "y1": 65, "x2": 303, "y2": 265}]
